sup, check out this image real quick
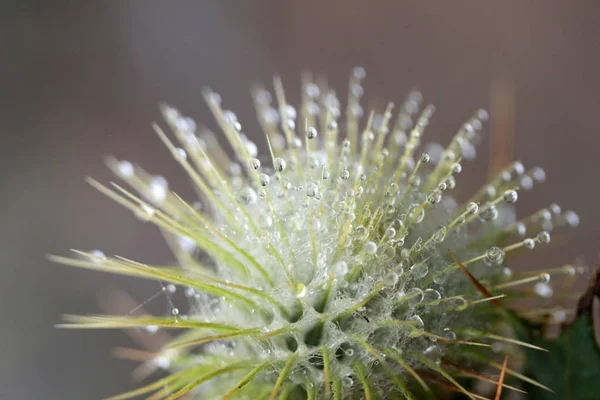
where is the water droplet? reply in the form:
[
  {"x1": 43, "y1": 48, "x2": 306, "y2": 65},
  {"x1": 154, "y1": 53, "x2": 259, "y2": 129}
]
[
  {"x1": 342, "y1": 376, "x2": 354, "y2": 388},
  {"x1": 432, "y1": 228, "x2": 446, "y2": 243},
  {"x1": 249, "y1": 158, "x2": 261, "y2": 170},
  {"x1": 537, "y1": 231, "x2": 551, "y2": 244},
  {"x1": 259, "y1": 215, "x2": 273, "y2": 229},
  {"x1": 340, "y1": 168, "x2": 350, "y2": 180},
  {"x1": 452, "y1": 163, "x2": 462, "y2": 174},
  {"x1": 423, "y1": 345, "x2": 441, "y2": 363},
  {"x1": 466, "y1": 202, "x2": 479, "y2": 215},
  {"x1": 239, "y1": 187, "x2": 257, "y2": 205},
  {"x1": 258, "y1": 173, "x2": 270, "y2": 187},
  {"x1": 145, "y1": 325, "x2": 158, "y2": 334},
  {"x1": 345, "y1": 348, "x2": 355, "y2": 357},
  {"x1": 154, "y1": 356, "x2": 170, "y2": 369},
  {"x1": 307, "y1": 183, "x2": 319, "y2": 197},
  {"x1": 334, "y1": 261, "x2": 348, "y2": 277},
  {"x1": 443, "y1": 328, "x2": 456, "y2": 341},
  {"x1": 148, "y1": 175, "x2": 168, "y2": 205},
  {"x1": 384, "y1": 272, "x2": 399, "y2": 287},
  {"x1": 534, "y1": 282, "x2": 553, "y2": 298},
  {"x1": 274, "y1": 157, "x2": 286, "y2": 172},
  {"x1": 410, "y1": 263, "x2": 428, "y2": 279},
  {"x1": 171, "y1": 308, "x2": 179, "y2": 315},
  {"x1": 523, "y1": 238, "x2": 536, "y2": 249},
  {"x1": 423, "y1": 289, "x2": 441, "y2": 303},
  {"x1": 88, "y1": 249, "x2": 106, "y2": 264},
  {"x1": 305, "y1": 126, "x2": 317, "y2": 139},
  {"x1": 532, "y1": 167, "x2": 546, "y2": 182},
  {"x1": 136, "y1": 204, "x2": 155, "y2": 222},
  {"x1": 503, "y1": 189, "x2": 518, "y2": 203},
  {"x1": 116, "y1": 160, "x2": 134, "y2": 179},
  {"x1": 427, "y1": 190, "x2": 442, "y2": 205},
  {"x1": 405, "y1": 288, "x2": 424, "y2": 307},
  {"x1": 564, "y1": 210, "x2": 580, "y2": 227},
  {"x1": 421, "y1": 153, "x2": 430, "y2": 163},
  {"x1": 409, "y1": 314, "x2": 424, "y2": 330},
  {"x1": 352, "y1": 66, "x2": 366, "y2": 80},
  {"x1": 478, "y1": 204, "x2": 498, "y2": 221},
  {"x1": 485, "y1": 247, "x2": 505, "y2": 265},
  {"x1": 364, "y1": 241, "x2": 377, "y2": 255},
  {"x1": 285, "y1": 104, "x2": 297, "y2": 120},
  {"x1": 409, "y1": 204, "x2": 425, "y2": 223},
  {"x1": 539, "y1": 272, "x2": 551, "y2": 283}
]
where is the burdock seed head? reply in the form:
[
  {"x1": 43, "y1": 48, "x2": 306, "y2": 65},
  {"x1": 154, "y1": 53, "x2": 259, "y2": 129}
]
[{"x1": 52, "y1": 68, "x2": 582, "y2": 399}]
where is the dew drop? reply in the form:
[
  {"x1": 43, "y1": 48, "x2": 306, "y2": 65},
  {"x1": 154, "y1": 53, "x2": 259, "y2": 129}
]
[
  {"x1": 249, "y1": 158, "x2": 261, "y2": 170},
  {"x1": 426, "y1": 190, "x2": 442, "y2": 205},
  {"x1": 443, "y1": 328, "x2": 456, "y2": 341},
  {"x1": 466, "y1": 202, "x2": 479, "y2": 215},
  {"x1": 175, "y1": 147, "x2": 187, "y2": 161},
  {"x1": 537, "y1": 231, "x2": 551, "y2": 244},
  {"x1": 145, "y1": 325, "x2": 159, "y2": 334},
  {"x1": 274, "y1": 157, "x2": 287, "y2": 172},
  {"x1": 305, "y1": 126, "x2": 318, "y2": 139},
  {"x1": 364, "y1": 241, "x2": 378, "y2": 255},
  {"x1": 239, "y1": 187, "x2": 257, "y2": 205},
  {"x1": 423, "y1": 289, "x2": 441, "y2": 303},
  {"x1": 408, "y1": 204, "x2": 425, "y2": 223},
  {"x1": 539, "y1": 272, "x2": 551, "y2": 283},
  {"x1": 485, "y1": 247, "x2": 505, "y2": 265},
  {"x1": 503, "y1": 189, "x2": 518, "y2": 203},
  {"x1": 259, "y1": 215, "x2": 273, "y2": 229},
  {"x1": 116, "y1": 160, "x2": 134, "y2": 179},
  {"x1": 148, "y1": 175, "x2": 168, "y2": 205},
  {"x1": 409, "y1": 314, "x2": 424, "y2": 330},
  {"x1": 423, "y1": 345, "x2": 441, "y2": 363},
  {"x1": 405, "y1": 288, "x2": 424, "y2": 307},
  {"x1": 478, "y1": 204, "x2": 498, "y2": 222},
  {"x1": 136, "y1": 204, "x2": 155, "y2": 222},
  {"x1": 307, "y1": 183, "x2": 319, "y2": 197},
  {"x1": 154, "y1": 356, "x2": 170, "y2": 369},
  {"x1": 432, "y1": 228, "x2": 446, "y2": 243},
  {"x1": 410, "y1": 263, "x2": 429, "y2": 279},
  {"x1": 523, "y1": 238, "x2": 536, "y2": 249},
  {"x1": 342, "y1": 376, "x2": 354, "y2": 388},
  {"x1": 384, "y1": 272, "x2": 399, "y2": 287},
  {"x1": 259, "y1": 173, "x2": 270, "y2": 187},
  {"x1": 534, "y1": 282, "x2": 553, "y2": 298},
  {"x1": 340, "y1": 168, "x2": 350, "y2": 180},
  {"x1": 89, "y1": 249, "x2": 106, "y2": 264},
  {"x1": 564, "y1": 210, "x2": 580, "y2": 227}
]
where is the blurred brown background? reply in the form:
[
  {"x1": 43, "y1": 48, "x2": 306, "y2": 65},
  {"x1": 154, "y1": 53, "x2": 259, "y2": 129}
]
[{"x1": 1, "y1": 1, "x2": 599, "y2": 399}]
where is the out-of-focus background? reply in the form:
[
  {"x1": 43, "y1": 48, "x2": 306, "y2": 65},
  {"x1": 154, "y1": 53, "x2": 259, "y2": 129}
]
[{"x1": 1, "y1": 1, "x2": 599, "y2": 398}]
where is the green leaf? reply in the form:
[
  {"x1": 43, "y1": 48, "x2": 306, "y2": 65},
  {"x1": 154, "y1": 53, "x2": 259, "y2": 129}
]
[{"x1": 522, "y1": 314, "x2": 600, "y2": 399}]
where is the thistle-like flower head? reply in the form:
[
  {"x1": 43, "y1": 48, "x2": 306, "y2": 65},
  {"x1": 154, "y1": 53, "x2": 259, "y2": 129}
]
[{"x1": 54, "y1": 68, "x2": 581, "y2": 399}]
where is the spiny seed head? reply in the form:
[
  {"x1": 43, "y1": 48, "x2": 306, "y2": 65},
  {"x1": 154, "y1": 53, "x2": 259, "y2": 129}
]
[{"x1": 54, "y1": 68, "x2": 583, "y2": 399}]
